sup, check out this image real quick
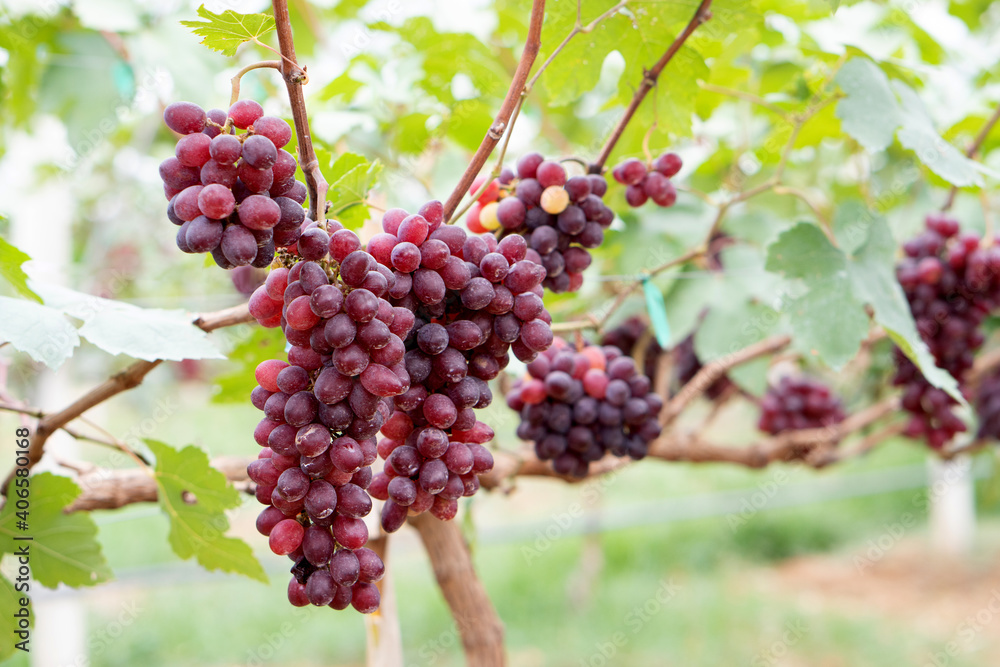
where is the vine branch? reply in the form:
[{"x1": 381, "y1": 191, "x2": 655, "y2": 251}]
[
  {"x1": 591, "y1": 0, "x2": 714, "y2": 171},
  {"x1": 942, "y1": 104, "x2": 1000, "y2": 212},
  {"x1": 229, "y1": 60, "x2": 282, "y2": 107},
  {"x1": 271, "y1": 0, "x2": 328, "y2": 224},
  {"x1": 442, "y1": 0, "x2": 546, "y2": 222}
]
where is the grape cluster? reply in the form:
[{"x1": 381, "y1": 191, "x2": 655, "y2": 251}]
[
  {"x1": 974, "y1": 370, "x2": 1000, "y2": 441},
  {"x1": 758, "y1": 376, "x2": 845, "y2": 435},
  {"x1": 599, "y1": 316, "x2": 663, "y2": 385},
  {"x1": 893, "y1": 213, "x2": 1000, "y2": 448},
  {"x1": 611, "y1": 153, "x2": 681, "y2": 208},
  {"x1": 506, "y1": 338, "x2": 663, "y2": 477},
  {"x1": 245, "y1": 224, "x2": 414, "y2": 613},
  {"x1": 673, "y1": 333, "x2": 734, "y2": 400},
  {"x1": 363, "y1": 203, "x2": 553, "y2": 530},
  {"x1": 465, "y1": 153, "x2": 616, "y2": 293},
  {"x1": 160, "y1": 100, "x2": 307, "y2": 269}
]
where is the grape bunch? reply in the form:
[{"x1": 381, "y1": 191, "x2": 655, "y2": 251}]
[
  {"x1": 611, "y1": 153, "x2": 681, "y2": 208},
  {"x1": 599, "y1": 316, "x2": 663, "y2": 384},
  {"x1": 673, "y1": 333, "x2": 734, "y2": 400},
  {"x1": 363, "y1": 203, "x2": 554, "y2": 530},
  {"x1": 893, "y1": 213, "x2": 1000, "y2": 448},
  {"x1": 245, "y1": 225, "x2": 414, "y2": 614},
  {"x1": 506, "y1": 337, "x2": 663, "y2": 477},
  {"x1": 758, "y1": 376, "x2": 845, "y2": 435},
  {"x1": 160, "y1": 100, "x2": 307, "y2": 269},
  {"x1": 464, "y1": 153, "x2": 616, "y2": 293},
  {"x1": 974, "y1": 370, "x2": 1000, "y2": 441}
]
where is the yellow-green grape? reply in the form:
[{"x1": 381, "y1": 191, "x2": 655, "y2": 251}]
[
  {"x1": 480, "y1": 201, "x2": 500, "y2": 230},
  {"x1": 540, "y1": 186, "x2": 569, "y2": 214}
]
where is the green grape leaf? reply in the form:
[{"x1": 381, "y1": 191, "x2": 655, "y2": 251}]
[
  {"x1": 844, "y1": 214, "x2": 963, "y2": 402},
  {"x1": 0, "y1": 473, "x2": 111, "y2": 588},
  {"x1": 325, "y1": 152, "x2": 368, "y2": 183},
  {"x1": 536, "y1": 0, "x2": 627, "y2": 107},
  {"x1": 0, "y1": 237, "x2": 41, "y2": 302},
  {"x1": 893, "y1": 82, "x2": 985, "y2": 187},
  {"x1": 394, "y1": 112, "x2": 433, "y2": 155},
  {"x1": 446, "y1": 99, "x2": 496, "y2": 152},
  {"x1": 393, "y1": 17, "x2": 509, "y2": 103},
  {"x1": 0, "y1": 297, "x2": 80, "y2": 369},
  {"x1": 212, "y1": 327, "x2": 286, "y2": 403},
  {"x1": 29, "y1": 283, "x2": 224, "y2": 362},
  {"x1": 146, "y1": 440, "x2": 267, "y2": 582},
  {"x1": 765, "y1": 222, "x2": 846, "y2": 282},
  {"x1": 0, "y1": 20, "x2": 54, "y2": 127},
  {"x1": 328, "y1": 158, "x2": 383, "y2": 231},
  {"x1": 835, "y1": 57, "x2": 902, "y2": 152},
  {"x1": 765, "y1": 223, "x2": 869, "y2": 369},
  {"x1": 0, "y1": 574, "x2": 28, "y2": 661},
  {"x1": 180, "y1": 6, "x2": 276, "y2": 57},
  {"x1": 787, "y1": 279, "x2": 869, "y2": 370}
]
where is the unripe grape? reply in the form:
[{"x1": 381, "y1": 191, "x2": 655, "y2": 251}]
[
  {"x1": 479, "y1": 202, "x2": 500, "y2": 231},
  {"x1": 540, "y1": 186, "x2": 570, "y2": 214}
]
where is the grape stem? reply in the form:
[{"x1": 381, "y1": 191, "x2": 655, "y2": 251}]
[
  {"x1": 229, "y1": 60, "x2": 282, "y2": 108},
  {"x1": 942, "y1": 104, "x2": 1000, "y2": 212},
  {"x1": 590, "y1": 0, "x2": 715, "y2": 172},
  {"x1": 0, "y1": 304, "x2": 255, "y2": 496},
  {"x1": 442, "y1": 0, "x2": 546, "y2": 222},
  {"x1": 448, "y1": 0, "x2": 629, "y2": 225},
  {"x1": 271, "y1": 0, "x2": 328, "y2": 225}
]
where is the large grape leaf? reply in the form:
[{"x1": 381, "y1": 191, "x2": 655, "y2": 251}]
[
  {"x1": 834, "y1": 57, "x2": 902, "y2": 152},
  {"x1": 893, "y1": 82, "x2": 986, "y2": 187},
  {"x1": 0, "y1": 297, "x2": 80, "y2": 369},
  {"x1": 765, "y1": 223, "x2": 868, "y2": 369},
  {"x1": 180, "y1": 6, "x2": 276, "y2": 57},
  {"x1": 29, "y1": 282, "x2": 224, "y2": 362},
  {"x1": 0, "y1": 237, "x2": 40, "y2": 302},
  {"x1": 146, "y1": 440, "x2": 266, "y2": 582},
  {"x1": 786, "y1": 280, "x2": 869, "y2": 370},
  {"x1": 0, "y1": 473, "x2": 112, "y2": 588},
  {"x1": 765, "y1": 223, "x2": 846, "y2": 282}
]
